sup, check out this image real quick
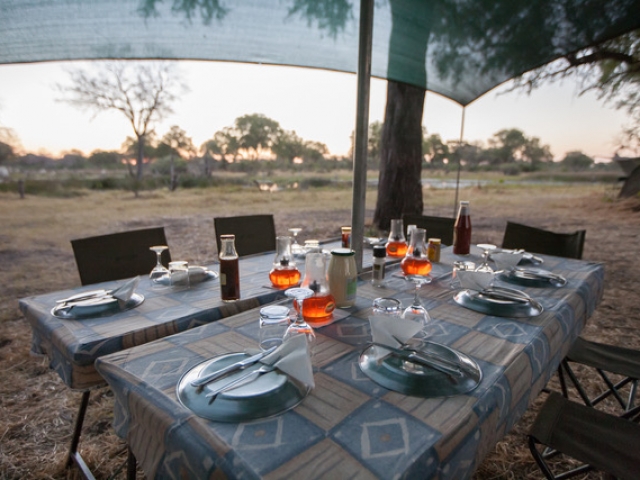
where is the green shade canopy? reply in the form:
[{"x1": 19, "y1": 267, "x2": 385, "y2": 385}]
[{"x1": 2, "y1": 0, "x2": 640, "y2": 106}]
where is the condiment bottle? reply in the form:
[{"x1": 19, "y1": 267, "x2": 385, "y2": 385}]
[
  {"x1": 269, "y1": 236, "x2": 301, "y2": 289},
  {"x1": 300, "y1": 253, "x2": 335, "y2": 325},
  {"x1": 219, "y1": 234, "x2": 240, "y2": 301},
  {"x1": 371, "y1": 245, "x2": 386, "y2": 287},
  {"x1": 341, "y1": 226, "x2": 352, "y2": 249},
  {"x1": 386, "y1": 218, "x2": 408, "y2": 258},
  {"x1": 328, "y1": 248, "x2": 358, "y2": 308},
  {"x1": 453, "y1": 201, "x2": 472, "y2": 255},
  {"x1": 427, "y1": 238, "x2": 441, "y2": 263}
]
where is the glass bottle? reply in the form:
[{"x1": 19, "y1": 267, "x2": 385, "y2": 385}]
[
  {"x1": 269, "y1": 236, "x2": 301, "y2": 289},
  {"x1": 328, "y1": 248, "x2": 358, "y2": 308},
  {"x1": 386, "y1": 218, "x2": 408, "y2": 258},
  {"x1": 299, "y1": 252, "x2": 335, "y2": 326},
  {"x1": 371, "y1": 245, "x2": 386, "y2": 287},
  {"x1": 341, "y1": 226, "x2": 352, "y2": 249},
  {"x1": 401, "y1": 227, "x2": 432, "y2": 276},
  {"x1": 453, "y1": 201, "x2": 472, "y2": 255},
  {"x1": 219, "y1": 234, "x2": 240, "y2": 301}
]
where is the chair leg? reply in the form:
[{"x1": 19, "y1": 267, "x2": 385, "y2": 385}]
[
  {"x1": 561, "y1": 361, "x2": 594, "y2": 407},
  {"x1": 127, "y1": 446, "x2": 137, "y2": 480},
  {"x1": 528, "y1": 435, "x2": 596, "y2": 480},
  {"x1": 66, "y1": 390, "x2": 97, "y2": 480}
]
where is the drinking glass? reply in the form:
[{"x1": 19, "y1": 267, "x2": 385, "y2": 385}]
[
  {"x1": 258, "y1": 304, "x2": 291, "y2": 351},
  {"x1": 288, "y1": 227, "x2": 304, "y2": 256},
  {"x1": 402, "y1": 275, "x2": 431, "y2": 337},
  {"x1": 372, "y1": 297, "x2": 402, "y2": 317},
  {"x1": 149, "y1": 245, "x2": 170, "y2": 282},
  {"x1": 169, "y1": 261, "x2": 190, "y2": 289},
  {"x1": 476, "y1": 244, "x2": 496, "y2": 272},
  {"x1": 283, "y1": 287, "x2": 316, "y2": 354}
]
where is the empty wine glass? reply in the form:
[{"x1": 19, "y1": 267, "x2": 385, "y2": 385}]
[
  {"x1": 149, "y1": 245, "x2": 170, "y2": 282},
  {"x1": 402, "y1": 275, "x2": 431, "y2": 337},
  {"x1": 288, "y1": 227, "x2": 304, "y2": 256},
  {"x1": 283, "y1": 287, "x2": 316, "y2": 355},
  {"x1": 476, "y1": 244, "x2": 497, "y2": 272}
]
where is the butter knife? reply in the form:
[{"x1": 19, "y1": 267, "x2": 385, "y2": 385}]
[
  {"x1": 191, "y1": 346, "x2": 277, "y2": 391},
  {"x1": 371, "y1": 342, "x2": 463, "y2": 378}
]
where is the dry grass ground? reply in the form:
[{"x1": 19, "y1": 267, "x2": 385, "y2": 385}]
[{"x1": 1, "y1": 180, "x2": 639, "y2": 479}]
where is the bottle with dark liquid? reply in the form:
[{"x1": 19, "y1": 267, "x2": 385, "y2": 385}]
[
  {"x1": 269, "y1": 236, "x2": 301, "y2": 288},
  {"x1": 453, "y1": 201, "x2": 472, "y2": 255},
  {"x1": 219, "y1": 234, "x2": 240, "y2": 301}
]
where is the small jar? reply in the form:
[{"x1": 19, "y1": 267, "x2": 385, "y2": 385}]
[
  {"x1": 341, "y1": 226, "x2": 352, "y2": 249},
  {"x1": 328, "y1": 248, "x2": 357, "y2": 308},
  {"x1": 427, "y1": 238, "x2": 441, "y2": 263},
  {"x1": 371, "y1": 245, "x2": 386, "y2": 287}
]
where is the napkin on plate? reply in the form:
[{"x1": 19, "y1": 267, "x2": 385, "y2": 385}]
[
  {"x1": 368, "y1": 314, "x2": 424, "y2": 361},
  {"x1": 491, "y1": 251, "x2": 524, "y2": 272},
  {"x1": 111, "y1": 276, "x2": 139, "y2": 302},
  {"x1": 260, "y1": 334, "x2": 315, "y2": 389},
  {"x1": 456, "y1": 270, "x2": 494, "y2": 291}
]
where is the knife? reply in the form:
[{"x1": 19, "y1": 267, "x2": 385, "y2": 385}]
[
  {"x1": 371, "y1": 342, "x2": 463, "y2": 378},
  {"x1": 476, "y1": 287, "x2": 531, "y2": 304},
  {"x1": 56, "y1": 289, "x2": 111, "y2": 304},
  {"x1": 191, "y1": 346, "x2": 277, "y2": 391}
]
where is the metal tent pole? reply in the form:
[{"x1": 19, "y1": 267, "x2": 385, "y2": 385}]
[
  {"x1": 351, "y1": 0, "x2": 374, "y2": 272},
  {"x1": 453, "y1": 106, "x2": 466, "y2": 216}
]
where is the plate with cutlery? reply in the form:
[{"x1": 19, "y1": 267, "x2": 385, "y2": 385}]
[
  {"x1": 176, "y1": 351, "x2": 310, "y2": 422},
  {"x1": 52, "y1": 290, "x2": 144, "y2": 319},
  {"x1": 454, "y1": 286, "x2": 543, "y2": 317},
  {"x1": 359, "y1": 340, "x2": 482, "y2": 397},
  {"x1": 499, "y1": 267, "x2": 566, "y2": 288}
]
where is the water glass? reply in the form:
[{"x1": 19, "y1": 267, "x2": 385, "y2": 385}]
[
  {"x1": 372, "y1": 297, "x2": 402, "y2": 317},
  {"x1": 451, "y1": 261, "x2": 475, "y2": 289},
  {"x1": 169, "y1": 261, "x2": 190, "y2": 289},
  {"x1": 258, "y1": 305, "x2": 291, "y2": 351}
]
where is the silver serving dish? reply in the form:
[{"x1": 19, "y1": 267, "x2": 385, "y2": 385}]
[
  {"x1": 51, "y1": 293, "x2": 144, "y2": 319},
  {"x1": 454, "y1": 287, "x2": 543, "y2": 317},
  {"x1": 500, "y1": 267, "x2": 566, "y2": 288},
  {"x1": 176, "y1": 352, "x2": 310, "y2": 422},
  {"x1": 359, "y1": 341, "x2": 482, "y2": 397}
]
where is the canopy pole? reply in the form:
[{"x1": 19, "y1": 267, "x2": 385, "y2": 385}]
[
  {"x1": 351, "y1": 0, "x2": 374, "y2": 272},
  {"x1": 453, "y1": 106, "x2": 466, "y2": 216}
]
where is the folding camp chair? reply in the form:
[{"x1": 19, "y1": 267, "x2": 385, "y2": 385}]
[
  {"x1": 502, "y1": 221, "x2": 639, "y2": 413},
  {"x1": 528, "y1": 392, "x2": 640, "y2": 480},
  {"x1": 70, "y1": 226, "x2": 170, "y2": 479},
  {"x1": 214, "y1": 214, "x2": 276, "y2": 256},
  {"x1": 402, "y1": 214, "x2": 455, "y2": 246}
]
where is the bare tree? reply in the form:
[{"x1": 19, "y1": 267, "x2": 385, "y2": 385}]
[{"x1": 57, "y1": 61, "x2": 187, "y2": 191}]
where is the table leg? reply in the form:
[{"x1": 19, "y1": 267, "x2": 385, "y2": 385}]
[{"x1": 66, "y1": 390, "x2": 97, "y2": 480}]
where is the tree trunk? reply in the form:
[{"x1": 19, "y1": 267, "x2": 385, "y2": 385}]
[
  {"x1": 373, "y1": 81, "x2": 426, "y2": 231},
  {"x1": 136, "y1": 135, "x2": 145, "y2": 182}
]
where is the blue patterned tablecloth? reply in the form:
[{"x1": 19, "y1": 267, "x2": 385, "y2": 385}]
[
  {"x1": 21, "y1": 242, "x2": 364, "y2": 390},
  {"x1": 95, "y1": 247, "x2": 605, "y2": 479}
]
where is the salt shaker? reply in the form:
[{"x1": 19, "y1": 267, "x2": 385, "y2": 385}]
[{"x1": 371, "y1": 245, "x2": 386, "y2": 287}]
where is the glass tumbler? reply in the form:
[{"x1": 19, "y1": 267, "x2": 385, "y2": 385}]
[
  {"x1": 372, "y1": 297, "x2": 402, "y2": 317},
  {"x1": 258, "y1": 304, "x2": 291, "y2": 351}
]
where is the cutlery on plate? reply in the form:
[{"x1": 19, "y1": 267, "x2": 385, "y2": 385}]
[
  {"x1": 191, "y1": 346, "x2": 277, "y2": 391},
  {"x1": 56, "y1": 289, "x2": 111, "y2": 304},
  {"x1": 513, "y1": 268, "x2": 564, "y2": 282},
  {"x1": 475, "y1": 287, "x2": 531, "y2": 304},
  {"x1": 205, "y1": 364, "x2": 276, "y2": 403},
  {"x1": 371, "y1": 342, "x2": 463, "y2": 378}
]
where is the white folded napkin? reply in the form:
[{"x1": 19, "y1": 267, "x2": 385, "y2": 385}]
[
  {"x1": 111, "y1": 276, "x2": 139, "y2": 302},
  {"x1": 491, "y1": 251, "x2": 524, "y2": 272},
  {"x1": 368, "y1": 314, "x2": 424, "y2": 362},
  {"x1": 456, "y1": 270, "x2": 494, "y2": 291},
  {"x1": 260, "y1": 334, "x2": 315, "y2": 389}
]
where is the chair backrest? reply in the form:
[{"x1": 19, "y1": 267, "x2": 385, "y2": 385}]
[
  {"x1": 502, "y1": 221, "x2": 586, "y2": 259},
  {"x1": 402, "y1": 214, "x2": 455, "y2": 246},
  {"x1": 71, "y1": 227, "x2": 170, "y2": 285},
  {"x1": 214, "y1": 214, "x2": 276, "y2": 257}
]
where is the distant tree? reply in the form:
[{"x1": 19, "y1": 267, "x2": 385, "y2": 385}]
[
  {"x1": 561, "y1": 151, "x2": 595, "y2": 170},
  {"x1": 0, "y1": 141, "x2": 14, "y2": 164},
  {"x1": 234, "y1": 114, "x2": 281, "y2": 159},
  {"x1": 202, "y1": 127, "x2": 241, "y2": 168},
  {"x1": 423, "y1": 133, "x2": 449, "y2": 168},
  {"x1": 121, "y1": 133, "x2": 159, "y2": 178},
  {"x1": 57, "y1": 61, "x2": 186, "y2": 193},
  {"x1": 0, "y1": 126, "x2": 20, "y2": 164},
  {"x1": 272, "y1": 130, "x2": 306, "y2": 164},
  {"x1": 157, "y1": 126, "x2": 195, "y2": 190},
  {"x1": 88, "y1": 150, "x2": 123, "y2": 169},
  {"x1": 485, "y1": 129, "x2": 553, "y2": 169},
  {"x1": 303, "y1": 140, "x2": 329, "y2": 163}
]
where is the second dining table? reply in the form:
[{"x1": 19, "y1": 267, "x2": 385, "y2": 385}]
[{"x1": 95, "y1": 246, "x2": 605, "y2": 479}]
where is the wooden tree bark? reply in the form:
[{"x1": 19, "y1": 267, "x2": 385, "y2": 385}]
[
  {"x1": 373, "y1": 81, "x2": 426, "y2": 231},
  {"x1": 619, "y1": 165, "x2": 640, "y2": 198}
]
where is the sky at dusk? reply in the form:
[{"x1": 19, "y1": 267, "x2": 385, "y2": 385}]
[{"x1": 0, "y1": 60, "x2": 632, "y2": 162}]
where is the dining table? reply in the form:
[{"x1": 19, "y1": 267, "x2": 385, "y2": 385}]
[{"x1": 94, "y1": 246, "x2": 605, "y2": 479}]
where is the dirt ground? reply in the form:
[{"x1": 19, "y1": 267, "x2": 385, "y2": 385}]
[{"x1": 0, "y1": 182, "x2": 639, "y2": 479}]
